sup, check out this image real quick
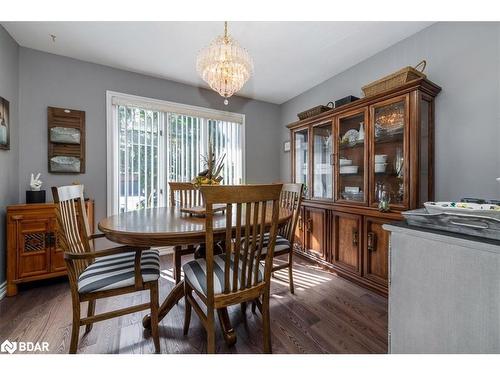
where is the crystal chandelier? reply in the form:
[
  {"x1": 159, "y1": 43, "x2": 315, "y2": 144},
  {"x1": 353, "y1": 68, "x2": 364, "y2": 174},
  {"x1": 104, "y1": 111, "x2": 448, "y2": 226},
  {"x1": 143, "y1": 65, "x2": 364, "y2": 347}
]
[{"x1": 196, "y1": 22, "x2": 254, "y2": 105}]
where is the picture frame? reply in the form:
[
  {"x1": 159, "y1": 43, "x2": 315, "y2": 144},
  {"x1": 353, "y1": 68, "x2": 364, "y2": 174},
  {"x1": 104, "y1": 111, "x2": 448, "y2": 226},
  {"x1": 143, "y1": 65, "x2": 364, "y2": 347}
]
[
  {"x1": 283, "y1": 140, "x2": 291, "y2": 152},
  {"x1": 0, "y1": 96, "x2": 10, "y2": 150}
]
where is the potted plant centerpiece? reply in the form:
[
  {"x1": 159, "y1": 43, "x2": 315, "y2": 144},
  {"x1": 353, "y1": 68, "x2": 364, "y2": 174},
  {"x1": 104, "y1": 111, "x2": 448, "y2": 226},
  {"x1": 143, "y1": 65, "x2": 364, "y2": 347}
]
[{"x1": 192, "y1": 141, "x2": 225, "y2": 187}]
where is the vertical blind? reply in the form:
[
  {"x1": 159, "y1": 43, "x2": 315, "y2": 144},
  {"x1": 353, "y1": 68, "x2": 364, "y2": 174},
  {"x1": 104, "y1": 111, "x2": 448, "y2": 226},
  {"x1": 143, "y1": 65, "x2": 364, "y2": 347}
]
[{"x1": 116, "y1": 103, "x2": 244, "y2": 213}]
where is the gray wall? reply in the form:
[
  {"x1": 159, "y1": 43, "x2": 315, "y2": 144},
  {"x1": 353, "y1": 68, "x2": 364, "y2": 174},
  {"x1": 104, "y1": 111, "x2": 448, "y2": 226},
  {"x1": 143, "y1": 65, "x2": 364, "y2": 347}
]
[
  {"x1": 0, "y1": 26, "x2": 19, "y2": 284},
  {"x1": 280, "y1": 22, "x2": 500, "y2": 201},
  {"x1": 18, "y1": 48, "x2": 281, "y2": 234}
]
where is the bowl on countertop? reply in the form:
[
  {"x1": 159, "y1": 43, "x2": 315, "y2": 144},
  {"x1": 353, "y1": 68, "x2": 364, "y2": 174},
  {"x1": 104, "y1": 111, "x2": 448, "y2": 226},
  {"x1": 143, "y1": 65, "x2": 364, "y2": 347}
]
[{"x1": 424, "y1": 201, "x2": 500, "y2": 219}]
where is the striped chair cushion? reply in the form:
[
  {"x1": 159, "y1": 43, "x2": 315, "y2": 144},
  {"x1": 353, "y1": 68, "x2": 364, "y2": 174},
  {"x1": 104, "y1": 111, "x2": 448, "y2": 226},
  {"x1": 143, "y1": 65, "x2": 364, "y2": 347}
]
[
  {"x1": 183, "y1": 254, "x2": 264, "y2": 296},
  {"x1": 243, "y1": 233, "x2": 291, "y2": 255},
  {"x1": 78, "y1": 249, "x2": 160, "y2": 294}
]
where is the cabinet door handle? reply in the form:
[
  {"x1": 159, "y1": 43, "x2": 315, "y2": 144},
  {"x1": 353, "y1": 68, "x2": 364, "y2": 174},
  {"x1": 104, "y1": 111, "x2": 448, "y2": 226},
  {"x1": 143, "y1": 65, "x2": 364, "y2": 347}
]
[
  {"x1": 352, "y1": 229, "x2": 359, "y2": 246},
  {"x1": 306, "y1": 218, "x2": 312, "y2": 232},
  {"x1": 367, "y1": 232, "x2": 377, "y2": 252},
  {"x1": 330, "y1": 153, "x2": 335, "y2": 166},
  {"x1": 298, "y1": 217, "x2": 303, "y2": 230}
]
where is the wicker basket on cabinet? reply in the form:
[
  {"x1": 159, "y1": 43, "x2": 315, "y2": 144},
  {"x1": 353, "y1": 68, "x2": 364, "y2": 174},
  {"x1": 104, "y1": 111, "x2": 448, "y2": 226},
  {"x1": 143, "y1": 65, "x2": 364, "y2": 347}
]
[{"x1": 362, "y1": 60, "x2": 427, "y2": 97}]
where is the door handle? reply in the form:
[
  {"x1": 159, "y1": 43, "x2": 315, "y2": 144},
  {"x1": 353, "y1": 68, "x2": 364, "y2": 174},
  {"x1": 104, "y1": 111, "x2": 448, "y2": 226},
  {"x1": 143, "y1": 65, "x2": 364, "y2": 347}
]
[
  {"x1": 367, "y1": 232, "x2": 377, "y2": 252},
  {"x1": 298, "y1": 217, "x2": 303, "y2": 230},
  {"x1": 352, "y1": 229, "x2": 359, "y2": 246}
]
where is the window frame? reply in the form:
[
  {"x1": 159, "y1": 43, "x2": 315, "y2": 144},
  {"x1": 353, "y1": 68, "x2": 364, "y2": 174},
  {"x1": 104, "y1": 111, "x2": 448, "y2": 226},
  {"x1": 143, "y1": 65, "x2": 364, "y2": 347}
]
[{"x1": 106, "y1": 90, "x2": 246, "y2": 216}]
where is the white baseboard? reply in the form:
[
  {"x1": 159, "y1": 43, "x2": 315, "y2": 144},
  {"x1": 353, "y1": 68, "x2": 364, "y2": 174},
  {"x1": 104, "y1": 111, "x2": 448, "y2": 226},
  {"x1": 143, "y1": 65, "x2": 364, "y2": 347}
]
[{"x1": 0, "y1": 281, "x2": 6, "y2": 301}]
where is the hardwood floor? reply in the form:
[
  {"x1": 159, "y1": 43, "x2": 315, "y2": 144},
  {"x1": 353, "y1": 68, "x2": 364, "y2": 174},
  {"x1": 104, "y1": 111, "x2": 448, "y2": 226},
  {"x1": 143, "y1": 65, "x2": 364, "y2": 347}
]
[{"x1": 0, "y1": 253, "x2": 388, "y2": 354}]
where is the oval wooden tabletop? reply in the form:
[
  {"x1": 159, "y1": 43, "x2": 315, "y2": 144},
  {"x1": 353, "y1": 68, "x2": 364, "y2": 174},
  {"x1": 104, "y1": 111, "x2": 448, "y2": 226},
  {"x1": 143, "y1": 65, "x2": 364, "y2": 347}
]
[{"x1": 98, "y1": 205, "x2": 292, "y2": 247}]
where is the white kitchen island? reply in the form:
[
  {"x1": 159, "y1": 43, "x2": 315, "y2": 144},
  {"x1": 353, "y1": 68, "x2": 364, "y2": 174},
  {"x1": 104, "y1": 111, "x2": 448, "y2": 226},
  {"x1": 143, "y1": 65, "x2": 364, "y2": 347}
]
[{"x1": 384, "y1": 222, "x2": 500, "y2": 353}]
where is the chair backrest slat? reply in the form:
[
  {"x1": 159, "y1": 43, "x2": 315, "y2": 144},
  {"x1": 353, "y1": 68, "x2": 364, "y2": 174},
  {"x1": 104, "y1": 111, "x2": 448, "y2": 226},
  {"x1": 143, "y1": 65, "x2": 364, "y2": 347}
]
[
  {"x1": 240, "y1": 202, "x2": 252, "y2": 289},
  {"x1": 246, "y1": 201, "x2": 260, "y2": 288},
  {"x1": 169, "y1": 182, "x2": 202, "y2": 208},
  {"x1": 52, "y1": 185, "x2": 92, "y2": 277},
  {"x1": 200, "y1": 184, "x2": 282, "y2": 300},
  {"x1": 223, "y1": 203, "x2": 232, "y2": 294},
  {"x1": 254, "y1": 201, "x2": 267, "y2": 285},
  {"x1": 232, "y1": 203, "x2": 242, "y2": 293}
]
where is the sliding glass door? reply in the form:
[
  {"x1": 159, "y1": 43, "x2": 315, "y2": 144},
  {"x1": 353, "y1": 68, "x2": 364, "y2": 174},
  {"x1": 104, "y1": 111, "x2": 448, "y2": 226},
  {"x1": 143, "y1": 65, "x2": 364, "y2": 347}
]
[
  {"x1": 117, "y1": 105, "x2": 162, "y2": 213},
  {"x1": 207, "y1": 119, "x2": 243, "y2": 186},
  {"x1": 112, "y1": 97, "x2": 245, "y2": 214},
  {"x1": 167, "y1": 117, "x2": 243, "y2": 185}
]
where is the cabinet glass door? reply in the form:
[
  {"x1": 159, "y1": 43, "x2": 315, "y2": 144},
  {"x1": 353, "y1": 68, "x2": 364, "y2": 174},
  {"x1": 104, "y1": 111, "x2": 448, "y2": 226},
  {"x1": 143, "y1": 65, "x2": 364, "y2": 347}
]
[
  {"x1": 370, "y1": 95, "x2": 409, "y2": 209},
  {"x1": 293, "y1": 128, "x2": 309, "y2": 195},
  {"x1": 335, "y1": 110, "x2": 368, "y2": 204},
  {"x1": 312, "y1": 122, "x2": 333, "y2": 199}
]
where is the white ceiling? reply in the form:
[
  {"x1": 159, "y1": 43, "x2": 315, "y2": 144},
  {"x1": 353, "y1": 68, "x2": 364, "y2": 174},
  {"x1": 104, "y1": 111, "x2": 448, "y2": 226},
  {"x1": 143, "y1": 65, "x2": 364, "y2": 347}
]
[{"x1": 2, "y1": 21, "x2": 433, "y2": 104}]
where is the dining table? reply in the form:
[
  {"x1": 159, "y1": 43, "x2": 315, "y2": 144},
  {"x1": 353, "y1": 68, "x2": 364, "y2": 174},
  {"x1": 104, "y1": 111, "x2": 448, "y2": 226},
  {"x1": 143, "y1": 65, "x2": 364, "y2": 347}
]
[{"x1": 98, "y1": 205, "x2": 292, "y2": 346}]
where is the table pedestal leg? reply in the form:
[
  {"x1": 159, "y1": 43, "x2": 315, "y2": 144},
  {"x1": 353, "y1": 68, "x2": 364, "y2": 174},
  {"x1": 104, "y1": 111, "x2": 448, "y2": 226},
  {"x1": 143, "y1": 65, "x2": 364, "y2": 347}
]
[{"x1": 143, "y1": 281, "x2": 185, "y2": 329}]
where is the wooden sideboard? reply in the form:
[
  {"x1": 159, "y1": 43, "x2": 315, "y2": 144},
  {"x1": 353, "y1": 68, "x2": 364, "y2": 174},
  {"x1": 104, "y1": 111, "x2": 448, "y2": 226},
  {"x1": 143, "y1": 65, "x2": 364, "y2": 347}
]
[
  {"x1": 288, "y1": 78, "x2": 441, "y2": 296},
  {"x1": 6, "y1": 200, "x2": 94, "y2": 296}
]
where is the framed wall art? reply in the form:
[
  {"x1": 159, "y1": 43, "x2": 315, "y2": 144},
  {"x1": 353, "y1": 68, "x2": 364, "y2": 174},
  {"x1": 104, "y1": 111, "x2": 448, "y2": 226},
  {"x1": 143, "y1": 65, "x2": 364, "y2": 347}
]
[
  {"x1": 47, "y1": 106, "x2": 86, "y2": 173},
  {"x1": 0, "y1": 96, "x2": 10, "y2": 150}
]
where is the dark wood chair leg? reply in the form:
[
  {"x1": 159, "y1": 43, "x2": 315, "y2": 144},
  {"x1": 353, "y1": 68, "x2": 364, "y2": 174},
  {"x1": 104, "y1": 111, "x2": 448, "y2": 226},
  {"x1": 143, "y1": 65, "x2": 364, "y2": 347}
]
[
  {"x1": 288, "y1": 251, "x2": 295, "y2": 294},
  {"x1": 262, "y1": 292, "x2": 272, "y2": 354},
  {"x1": 183, "y1": 283, "x2": 192, "y2": 335},
  {"x1": 173, "y1": 246, "x2": 182, "y2": 284},
  {"x1": 240, "y1": 302, "x2": 247, "y2": 320},
  {"x1": 69, "y1": 296, "x2": 81, "y2": 354},
  {"x1": 206, "y1": 308, "x2": 216, "y2": 354},
  {"x1": 150, "y1": 282, "x2": 161, "y2": 353},
  {"x1": 84, "y1": 299, "x2": 96, "y2": 334}
]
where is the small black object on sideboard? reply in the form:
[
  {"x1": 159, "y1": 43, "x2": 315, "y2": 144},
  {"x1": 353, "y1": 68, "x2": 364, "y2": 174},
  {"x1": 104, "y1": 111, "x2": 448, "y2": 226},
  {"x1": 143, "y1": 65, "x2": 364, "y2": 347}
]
[{"x1": 26, "y1": 190, "x2": 46, "y2": 204}]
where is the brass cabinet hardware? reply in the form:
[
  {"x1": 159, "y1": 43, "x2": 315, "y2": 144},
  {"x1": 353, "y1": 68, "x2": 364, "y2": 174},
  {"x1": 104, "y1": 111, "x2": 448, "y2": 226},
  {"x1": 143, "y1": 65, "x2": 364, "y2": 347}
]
[
  {"x1": 352, "y1": 229, "x2": 359, "y2": 246},
  {"x1": 367, "y1": 232, "x2": 377, "y2": 252},
  {"x1": 306, "y1": 218, "x2": 312, "y2": 232}
]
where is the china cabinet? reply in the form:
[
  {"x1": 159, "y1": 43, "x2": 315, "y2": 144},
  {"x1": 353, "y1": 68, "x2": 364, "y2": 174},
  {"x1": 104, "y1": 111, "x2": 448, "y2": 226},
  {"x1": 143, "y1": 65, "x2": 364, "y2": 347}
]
[{"x1": 289, "y1": 78, "x2": 441, "y2": 296}]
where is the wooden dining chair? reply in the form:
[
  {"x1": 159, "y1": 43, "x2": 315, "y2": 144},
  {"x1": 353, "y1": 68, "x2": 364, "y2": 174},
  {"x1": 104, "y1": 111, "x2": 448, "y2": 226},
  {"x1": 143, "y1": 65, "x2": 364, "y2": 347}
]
[
  {"x1": 169, "y1": 182, "x2": 202, "y2": 284},
  {"x1": 182, "y1": 184, "x2": 283, "y2": 353},
  {"x1": 249, "y1": 183, "x2": 303, "y2": 314},
  {"x1": 268, "y1": 183, "x2": 304, "y2": 293},
  {"x1": 52, "y1": 185, "x2": 161, "y2": 354}
]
